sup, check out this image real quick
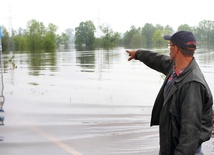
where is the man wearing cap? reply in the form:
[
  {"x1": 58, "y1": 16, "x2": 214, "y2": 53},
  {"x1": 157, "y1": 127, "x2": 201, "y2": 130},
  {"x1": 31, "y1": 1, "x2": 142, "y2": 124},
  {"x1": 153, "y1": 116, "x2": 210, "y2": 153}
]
[{"x1": 126, "y1": 31, "x2": 213, "y2": 155}]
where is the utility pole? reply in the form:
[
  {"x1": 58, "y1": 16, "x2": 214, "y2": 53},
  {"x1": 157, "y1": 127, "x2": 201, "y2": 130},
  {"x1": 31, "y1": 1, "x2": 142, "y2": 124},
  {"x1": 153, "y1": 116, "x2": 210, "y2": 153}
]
[{"x1": 0, "y1": 26, "x2": 5, "y2": 127}]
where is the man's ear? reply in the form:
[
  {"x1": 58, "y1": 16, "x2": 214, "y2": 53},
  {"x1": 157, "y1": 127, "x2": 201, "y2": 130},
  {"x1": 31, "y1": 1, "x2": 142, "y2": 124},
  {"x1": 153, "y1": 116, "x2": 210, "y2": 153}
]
[{"x1": 175, "y1": 46, "x2": 180, "y2": 54}]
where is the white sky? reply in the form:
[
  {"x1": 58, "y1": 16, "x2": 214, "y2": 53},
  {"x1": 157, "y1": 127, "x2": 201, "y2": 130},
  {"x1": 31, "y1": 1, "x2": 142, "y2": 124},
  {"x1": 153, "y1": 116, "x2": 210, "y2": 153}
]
[{"x1": 0, "y1": 0, "x2": 214, "y2": 34}]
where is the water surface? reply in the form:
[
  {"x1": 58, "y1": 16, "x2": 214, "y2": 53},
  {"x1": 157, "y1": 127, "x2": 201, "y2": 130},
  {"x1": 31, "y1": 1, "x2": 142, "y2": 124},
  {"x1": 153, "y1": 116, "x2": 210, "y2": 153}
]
[{"x1": 0, "y1": 48, "x2": 213, "y2": 155}]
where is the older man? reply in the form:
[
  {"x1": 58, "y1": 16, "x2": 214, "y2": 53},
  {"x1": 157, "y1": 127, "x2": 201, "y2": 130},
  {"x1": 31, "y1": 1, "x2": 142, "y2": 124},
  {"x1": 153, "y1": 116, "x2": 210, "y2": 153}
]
[{"x1": 126, "y1": 31, "x2": 213, "y2": 155}]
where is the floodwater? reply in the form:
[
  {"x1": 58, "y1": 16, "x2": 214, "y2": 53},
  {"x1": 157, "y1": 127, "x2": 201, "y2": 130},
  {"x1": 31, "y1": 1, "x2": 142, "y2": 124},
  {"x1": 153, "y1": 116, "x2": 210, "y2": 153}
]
[{"x1": 0, "y1": 47, "x2": 214, "y2": 155}]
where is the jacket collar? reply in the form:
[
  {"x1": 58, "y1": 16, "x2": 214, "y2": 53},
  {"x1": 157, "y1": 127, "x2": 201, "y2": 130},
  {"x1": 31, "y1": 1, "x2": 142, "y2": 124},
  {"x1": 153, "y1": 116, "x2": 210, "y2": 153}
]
[
  {"x1": 163, "y1": 57, "x2": 197, "y2": 107},
  {"x1": 175, "y1": 57, "x2": 197, "y2": 83}
]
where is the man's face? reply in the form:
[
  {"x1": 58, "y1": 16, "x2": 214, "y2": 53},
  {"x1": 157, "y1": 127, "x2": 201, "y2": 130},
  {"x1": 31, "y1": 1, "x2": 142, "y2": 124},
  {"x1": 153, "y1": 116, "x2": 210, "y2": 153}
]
[{"x1": 169, "y1": 41, "x2": 176, "y2": 60}]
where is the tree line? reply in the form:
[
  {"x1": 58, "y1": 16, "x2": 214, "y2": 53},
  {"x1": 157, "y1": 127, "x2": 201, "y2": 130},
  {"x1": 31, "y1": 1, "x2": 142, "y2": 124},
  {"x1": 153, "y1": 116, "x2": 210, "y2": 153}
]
[
  {"x1": 1, "y1": 19, "x2": 72, "y2": 52},
  {"x1": 1, "y1": 19, "x2": 214, "y2": 52}
]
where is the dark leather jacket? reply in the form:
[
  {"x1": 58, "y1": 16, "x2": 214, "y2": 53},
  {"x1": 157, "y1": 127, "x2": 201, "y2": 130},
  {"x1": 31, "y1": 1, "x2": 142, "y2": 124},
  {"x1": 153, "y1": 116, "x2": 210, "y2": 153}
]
[{"x1": 135, "y1": 50, "x2": 213, "y2": 155}]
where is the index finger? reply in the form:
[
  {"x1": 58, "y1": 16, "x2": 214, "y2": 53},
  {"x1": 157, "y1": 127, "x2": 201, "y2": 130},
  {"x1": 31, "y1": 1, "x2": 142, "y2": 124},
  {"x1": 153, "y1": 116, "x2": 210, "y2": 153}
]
[{"x1": 126, "y1": 50, "x2": 132, "y2": 56}]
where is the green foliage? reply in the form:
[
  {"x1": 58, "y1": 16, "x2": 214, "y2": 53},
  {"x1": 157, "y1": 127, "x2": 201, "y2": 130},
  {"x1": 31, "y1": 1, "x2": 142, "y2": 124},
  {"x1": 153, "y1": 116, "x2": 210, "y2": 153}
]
[
  {"x1": 56, "y1": 29, "x2": 73, "y2": 49},
  {"x1": 65, "y1": 28, "x2": 74, "y2": 44},
  {"x1": 152, "y1": 25, "x2": 174, "y2": 48},
  {"x1": 13, "y1": 34, "x2": 27, "y2": 51},
  {"x1": 122, "y1": 24, "x2": 174, "y2": 49},
  {"x1": 99, "y1": 24, "x2": 121, "y2": 49},
  {"x1": 123, "y1": 26, "x2": 142, "y2": 48},
  {"x1": 141, "y1": 23, "x2": 156, "y2": 48},
  {"x1": 75, "y1": 20, "x2": 96, "y2": 51},
  {"x1": 1, "y1": 26, "x2": 9, "y2": 52},
  {"x1": 163, "y1": 25, "x2": 173, "y2": 35},
  {"x1": 26, "y1": 19, "x2": 45, "y2": 51},
  {"x1": 177, "y1": 24, "x2": 192, "y2": 32},
  {"x1": 2, "y1": 18, "x2": 214, "y2": 52},
  {"x1": 152, "y1": 29, "x2": 165, "y2": 48},
  {"x1": 1, "y1": 20, "x2": 72, "y2": 52},
  {"x1": 12, "y1": 28, "x2": 27, "y2": 51},
  {"x1": 43, "y1": 23, "x2": 58, "y2": 51},
  {"x1": 195, "y1": 20, "x2": 214, "y2": 48},
  {"x1": 129, "y1": 33, "x2": 145, "y2": 48},
  {"x1": 61, "y1": 32, "x2": 70, "y2": 49}
]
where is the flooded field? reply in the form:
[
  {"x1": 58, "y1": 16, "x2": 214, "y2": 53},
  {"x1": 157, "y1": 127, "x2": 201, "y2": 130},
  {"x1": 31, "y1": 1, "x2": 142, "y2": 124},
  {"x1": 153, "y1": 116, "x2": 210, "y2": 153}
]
[{"x1": 0, "y1": 48, "x2": 214, "y2": 155}]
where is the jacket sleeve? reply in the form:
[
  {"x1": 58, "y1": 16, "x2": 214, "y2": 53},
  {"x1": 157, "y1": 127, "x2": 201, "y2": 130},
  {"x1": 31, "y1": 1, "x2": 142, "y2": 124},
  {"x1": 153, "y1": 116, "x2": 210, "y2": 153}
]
[
  {"x1": 174, "y1": 82, "x2": 208, "y2": 155},
  {"x1": 135, "y1": 50, "x2": 173, "y2": 75}
]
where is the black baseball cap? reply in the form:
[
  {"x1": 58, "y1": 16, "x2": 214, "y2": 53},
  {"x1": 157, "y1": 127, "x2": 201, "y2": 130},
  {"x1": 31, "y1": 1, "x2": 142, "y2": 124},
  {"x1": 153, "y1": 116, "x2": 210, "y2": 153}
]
[{"x1": 164, "y1": 31, "x2": 196, "y2": 50}]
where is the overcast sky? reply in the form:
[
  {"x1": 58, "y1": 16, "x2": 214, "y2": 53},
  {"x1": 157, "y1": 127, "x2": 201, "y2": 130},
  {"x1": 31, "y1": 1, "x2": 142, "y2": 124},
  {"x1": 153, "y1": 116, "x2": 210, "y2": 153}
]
[{"x1": 0, "y1": 0, "x2": 214, "y2": 34}]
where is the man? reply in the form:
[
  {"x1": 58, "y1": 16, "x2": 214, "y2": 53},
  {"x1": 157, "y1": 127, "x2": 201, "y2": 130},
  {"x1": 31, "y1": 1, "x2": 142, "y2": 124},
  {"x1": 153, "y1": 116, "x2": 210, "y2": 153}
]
[{"x1": 126, "y1": 31, "x2": 213, "y2": 155}]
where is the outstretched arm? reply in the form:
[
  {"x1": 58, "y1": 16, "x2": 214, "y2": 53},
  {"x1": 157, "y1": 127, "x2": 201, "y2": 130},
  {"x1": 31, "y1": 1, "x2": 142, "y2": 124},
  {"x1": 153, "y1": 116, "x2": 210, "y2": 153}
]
[{"x1": 126, "y1": 49, "x2": 173, "y2": 75}]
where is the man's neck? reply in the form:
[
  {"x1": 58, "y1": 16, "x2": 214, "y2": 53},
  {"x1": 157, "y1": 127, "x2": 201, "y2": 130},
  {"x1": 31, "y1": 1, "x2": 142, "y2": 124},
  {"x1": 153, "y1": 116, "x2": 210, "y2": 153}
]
[{"x1": 175, "y1": 57, "x2": 193, "y2": 72}]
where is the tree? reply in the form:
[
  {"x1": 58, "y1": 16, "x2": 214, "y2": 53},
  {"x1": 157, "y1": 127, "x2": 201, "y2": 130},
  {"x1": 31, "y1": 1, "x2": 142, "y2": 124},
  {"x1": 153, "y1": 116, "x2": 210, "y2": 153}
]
[
  {"x1": 99, "y1": 24, "x2": 121, "y2": 49},
  {"x1": 123, "y1": 25, "x2": 142, "y2": 48},
  {"x1": 162, "y1": 25, "x2": 174, "y2": 48},
  {"x1": 196, "y1": 20, "x2": 214, "y2": 48},
  {"x1": 43, "y1": 23, "x2": 58, "y2": 51},
  {"x1": 163, "y1": 25, "x2": 173, "y2": 35},
  {"x1": 26, "y1": 19, "x2": 46, "y2": 52},
  {"x1": 75, "y1": 20, "x2": 96, "y2": 50},
  {"x1": 61, "y1": 32, "x2": 70, "y2": 49},
  {"x1": 177, "y1": 24, "x2": 192, "y2": 32},
  {"x1": 13, "y1": 28, "x2": 27, "y2": 51},
  {"x1": 152, "y1": 29, "x2": 165, "y2": 48},
  {"x1": 1, "y1": 26, "x2": 9, "y2": 52},
  {"x1": 155, "y1": 24, "x2": 163, "y2": 30},
  {"x1": 141, "y1": 23, "x2": 155, "y2": 48},
  {"x1": 65, "y1": 28, "x2": 74, "y2": 44},
  {"x1": 129, "y1": 33, "x2": 145, "y2": 48}
]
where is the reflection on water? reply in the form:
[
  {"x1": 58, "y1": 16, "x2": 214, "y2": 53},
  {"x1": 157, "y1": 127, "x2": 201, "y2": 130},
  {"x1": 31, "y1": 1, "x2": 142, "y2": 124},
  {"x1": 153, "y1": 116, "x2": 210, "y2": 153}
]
[
  {"x1": 6, "y1": 48, "x2": 213, "y2": 82},
  {"x1": 28, "y1": 51, "x2": 58, "y2": 76},
  {"x1": 196, "y1": 49, "x2": 214, "y2": 65},
  {"x1": 1, "y1": 48, "x2": 214, "y2": 155}
]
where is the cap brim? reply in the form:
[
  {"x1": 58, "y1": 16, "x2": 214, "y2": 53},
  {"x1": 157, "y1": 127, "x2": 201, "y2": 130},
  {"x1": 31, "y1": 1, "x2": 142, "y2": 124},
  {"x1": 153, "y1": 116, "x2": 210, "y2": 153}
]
[{"x1": 164, "y1": 35, "x2": 172, "y2": 40}]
